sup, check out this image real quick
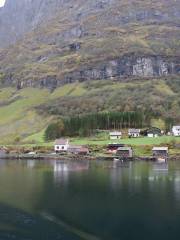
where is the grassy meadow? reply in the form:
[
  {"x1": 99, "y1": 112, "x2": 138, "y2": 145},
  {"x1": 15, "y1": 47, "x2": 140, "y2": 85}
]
[{"x1": 0, "y1": 80, "x2": 179, "y2": 149}]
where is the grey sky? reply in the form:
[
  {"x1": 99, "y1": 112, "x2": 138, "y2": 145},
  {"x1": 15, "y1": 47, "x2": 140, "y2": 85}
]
[{"x1": 0, "y1": 0, "x2": 5, "y2": 8}]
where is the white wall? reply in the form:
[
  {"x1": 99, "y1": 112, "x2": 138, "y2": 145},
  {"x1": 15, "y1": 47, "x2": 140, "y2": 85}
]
[
  {"x1": 110, "y1": 136, "x2": 121, "y2": 140},
  {"x1": 54, "y1": 144, "x2": 69, "y2": 151},
  {"x1": 173, "y1": 131, "x2": 180, "y2": 136},
  {"x1": 148, "y1": 133, "x2": 158, "y2": 138},
  {"x1": 129, "y1": 133, "x2": 140, "y2": 138}
]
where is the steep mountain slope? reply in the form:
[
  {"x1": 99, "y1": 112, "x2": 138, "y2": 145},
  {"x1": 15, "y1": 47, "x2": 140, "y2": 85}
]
[
  {"x1": 0, "y1": 0, "x2": 70, "y2": 48},
  {"x1": 0, "y1": 0, "x2": 179, "y2": 143},
  {"x1": 0, "y1": 0, "x2": 179, "y2": 88}
]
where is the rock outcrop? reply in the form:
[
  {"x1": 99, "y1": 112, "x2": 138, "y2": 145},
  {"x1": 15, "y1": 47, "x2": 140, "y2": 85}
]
[
  {"x1": 0, "y1": 0, "x2": 179, "y2": 89},
  {"x1": 3, "y1": 55, "x2": 178, "y2": 90}
]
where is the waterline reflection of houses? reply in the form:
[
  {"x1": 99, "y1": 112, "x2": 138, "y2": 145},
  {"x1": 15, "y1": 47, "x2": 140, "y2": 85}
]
[
  {"x1": 148, "y1": 163, "x2": 169, "y2": 182},
  {"x1": 153, "y1": 163, "x2": 169, "y2": 172},
  {"x1": 53, "y1": 161, "x2": 69, "y2": 184},
  {"x1": 110, "y1": 162, "x2": 132, "y2": 190},
  {"x1": 26, "y1": 160, "x2": 36, "y2": 168},
  {"x1": 54, "y1": 161, "x2": 68, "y2": 172},
  {"x1": 173, "y1": 171, "x2": 180, "y2": 202},
  {"x1": 53, "y1": 160, "x2": 89, "y2": 183},
  {"x1": 112, "y1": 160, "x2": 131, "y2": 169}
]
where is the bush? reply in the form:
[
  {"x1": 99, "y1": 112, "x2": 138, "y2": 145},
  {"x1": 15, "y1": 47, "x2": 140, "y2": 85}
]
[{"x1": 44, "y1": 120, "x2": 64, "y2": 141}]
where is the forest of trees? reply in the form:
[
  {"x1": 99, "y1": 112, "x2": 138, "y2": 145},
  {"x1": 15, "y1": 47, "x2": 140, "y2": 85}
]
[{"x1": 45, "y1": 111, "x2": 150, "y2": 140}]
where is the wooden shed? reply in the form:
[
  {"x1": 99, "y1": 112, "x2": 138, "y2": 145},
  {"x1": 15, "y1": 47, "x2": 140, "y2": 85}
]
[
  {"x1": 107, "y1": 143, "x2": 125, "y2": 153},
  {"x1": 152, "y1": 147, "x2": 168, "y2": 161},
  {"x1": 68, "y1": 145, "x2": 89, "y2": 155},
  {"x1": 115, "y1": 147, "x2": 133, "y2": 159}
]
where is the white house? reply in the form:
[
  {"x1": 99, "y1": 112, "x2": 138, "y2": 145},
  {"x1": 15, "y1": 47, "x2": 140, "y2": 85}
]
[
  {"x1": 146, "y1": 127, "x2": 161, "y2": 138},
  {"x1": 54, "y1": 139, "x2": 69, "y2": 152},
  {"x1": 148, "y1": 133, "x2": 157, "y2": 138},
  {"x1": 128, "y1": 129, "x2": 140, "y2": 138},
  {"x1": 172, "y1": 126, "x2": 180, "y2": 136},
  {"x1": 109, "y1": 131, "x2": 122, "y2": 140}
]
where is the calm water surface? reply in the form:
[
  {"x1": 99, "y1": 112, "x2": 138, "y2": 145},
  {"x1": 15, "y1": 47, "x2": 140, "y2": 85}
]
[{"x1": 0, "y1": 159, "x2": 180, "y2": 240}]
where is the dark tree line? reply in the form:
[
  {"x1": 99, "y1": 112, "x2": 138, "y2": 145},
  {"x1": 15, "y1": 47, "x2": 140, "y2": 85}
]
[{"x1": 45, "y1": 111, "x2": 150, "y2": 140}]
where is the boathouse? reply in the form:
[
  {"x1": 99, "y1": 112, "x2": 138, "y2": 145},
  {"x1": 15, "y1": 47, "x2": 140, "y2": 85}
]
[
  {"x1": 107, "y1": 143, "x2": 125, "y2": 153},
  {"x1": 68, "y1": 145, "x2": 89, "y2": 155},
  {"x1": 109, "y1": 131, "x2": 122, "y2": 140},
  {"x1": 116, "y1": 147, "x2": 133, "y2": 159},
  {"x1": 128, "y1": 129, "x2": 141, "y2": 138},
  {"x1": 54, "y1": 139, "x2": 69, "y2": 152},
  {"x1": 152, "y1": 147, "x2": 169, "y2": 160},
  {"x1": 172, "y1": 126, "x2": 180, "y2": 136}
]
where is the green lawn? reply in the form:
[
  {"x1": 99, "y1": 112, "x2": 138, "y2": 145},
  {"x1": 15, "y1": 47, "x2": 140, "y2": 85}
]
[
  {"x1": 71, "y1": 136, "x2": 180, "y2": 146},
  {"x1": 20, "y1": 132, "x2": 180, "y2": 147},
  {"x1": 0, "y1": 85, "x2": 179, "y2": 147}
]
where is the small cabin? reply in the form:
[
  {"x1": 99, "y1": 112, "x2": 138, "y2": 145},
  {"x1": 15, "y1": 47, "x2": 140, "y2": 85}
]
[
  {"x1": 116, "y1": 147, "x2": 133, "y2": 159},
  {"x1": 172, "y1": 126, "x2": 180, "y2": 136},
  {"x1": 107, "y1": 143, "x2": 125, "y2": 153},
  {"x1": 144, "y1": 127, "x2": 162, "y2": 138},
  {"x1": 128, "y1": 129, "x2": 140, "y2": 138},
  {"x1": 109, "y1": 131, "x2": 122, "y2": 140},
  {"x1": 152, "y1": 147, "x2": 168, "y2": 160},
  {"x1": 54, "y1": 139, "x2": 69, "y2": 152},
  {"x1": 68, "y1": 145, "x2": 89, "y2": 155}
]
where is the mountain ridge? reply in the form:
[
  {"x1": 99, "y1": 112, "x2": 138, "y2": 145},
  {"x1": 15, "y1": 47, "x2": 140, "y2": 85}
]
[
  {"x1": 0, "y1": 0, "x2": 179, "y2": 90},
  {"x1": 0, "y1": 0, "x2": 179, "y2": 143}
]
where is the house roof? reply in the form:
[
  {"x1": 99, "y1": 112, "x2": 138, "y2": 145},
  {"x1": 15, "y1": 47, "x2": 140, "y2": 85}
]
[
  {"x1": 172, "y1": 126, "x2": 180, "y2": 130},
  {"x1": 68, "y1": 145, "x2": 82, "y2": 149},
  {"x1": 108, "y1": 143, "x2": 125, "y2": 147},
  {"x1": 128, "y1": 129, "x2": 140, "y2": 134},
  {"x1": 55, "y1": 139, "x2": 69, "y2": 145},
  {"x1": 68, "y1": 145, "x2": 89, "y2": 153},
  {"x1": 110, "y1": 131, "x2": 122, "y2": 136},
  {"x1": 146, "y1": 127, "x2": 161, "y2": 134},
  {"x1": 152, "y1": 147, "x2": 168, "y2": 151},
  {"x1": 117, "y1": 147, "x2": 132, "y2": 151}
]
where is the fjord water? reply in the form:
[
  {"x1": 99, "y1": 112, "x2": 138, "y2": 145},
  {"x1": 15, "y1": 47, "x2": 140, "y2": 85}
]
[{"x1": 0, "y1": 160, "x2": 180, "y2": 240}]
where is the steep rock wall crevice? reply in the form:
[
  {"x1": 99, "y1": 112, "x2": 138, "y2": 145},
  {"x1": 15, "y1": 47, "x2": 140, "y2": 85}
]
[{"x1": 3, "y1": 55, "x2": 178, "y2": 90}]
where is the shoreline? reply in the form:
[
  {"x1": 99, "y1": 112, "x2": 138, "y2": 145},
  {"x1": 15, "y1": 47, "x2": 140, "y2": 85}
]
[{"x1": 0, "y1": 153, "x2": 179, "y2": 161}]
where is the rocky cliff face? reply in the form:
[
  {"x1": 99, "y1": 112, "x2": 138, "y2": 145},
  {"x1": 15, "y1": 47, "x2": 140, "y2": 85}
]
[
  {"x1": 0, "y1": 0, "x2": 179, "y2": 89},
  {"x1": 5, "y1": 55, "x2": 178, "y2": 90},
  {"x1": 0, "y1": 0, "x2": 61, "y2": 47},
  {"x1": 0, "y1": 0, "x2": 115, "y2": 48}
]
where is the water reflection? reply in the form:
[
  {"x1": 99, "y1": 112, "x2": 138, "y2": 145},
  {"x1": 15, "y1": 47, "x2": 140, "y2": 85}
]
[
  {"x1": 1, "y1": 159, "x2": 180, "y2": 240},
  {"x1": 27, "y1": 159, "x2": 36, "y2": 168},
  {"x1": 0, "y1": 203, "x2": 80, "y2": 240},
  {"x1": 53, "y1": 160, "x2": 89, "y2": 184}
]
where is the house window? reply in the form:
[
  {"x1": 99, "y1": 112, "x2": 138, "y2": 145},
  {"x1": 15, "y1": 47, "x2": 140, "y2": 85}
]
[
  {"x1": 61, "y1": 146, "x2": 64, "y2": 150},
  {"x1": 56, "y1": 146, "x2": 59, "y2": 149}
]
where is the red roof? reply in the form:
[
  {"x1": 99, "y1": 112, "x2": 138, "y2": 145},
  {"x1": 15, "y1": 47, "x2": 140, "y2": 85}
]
[{"x1": 68, "y1": 145, "x2": 89, "y2": 154}]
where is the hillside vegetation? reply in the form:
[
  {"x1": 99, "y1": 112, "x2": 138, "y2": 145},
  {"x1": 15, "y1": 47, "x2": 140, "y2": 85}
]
[
  {"x1": 0, "y1": 77, "x2": 179, "y2": 144},
  {"x1": 0, "y1": 0, "x2": 179, "y2": 143}
]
